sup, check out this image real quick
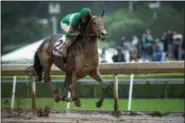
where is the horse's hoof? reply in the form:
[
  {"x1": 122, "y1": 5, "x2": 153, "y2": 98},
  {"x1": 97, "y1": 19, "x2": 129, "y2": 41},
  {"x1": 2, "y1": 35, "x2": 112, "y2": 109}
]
[
  {"x1": 96, "y1": 100, "x2": 103, "y2": 108},
  {"x1": 54, "y1": 95, "x2": 60, "y2": 103},
  {"x1": 74, "y1": 99, "x2": 81, "y2": 107},
  {"x1": 112, "y1": 110, "x2": 121, "y2": 118}
]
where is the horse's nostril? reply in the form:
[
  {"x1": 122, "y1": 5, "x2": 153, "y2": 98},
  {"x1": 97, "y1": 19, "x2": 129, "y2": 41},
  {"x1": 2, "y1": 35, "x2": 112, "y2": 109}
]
[{"x1": 101, "y1": 32, "x2": 105, "y2": 35}]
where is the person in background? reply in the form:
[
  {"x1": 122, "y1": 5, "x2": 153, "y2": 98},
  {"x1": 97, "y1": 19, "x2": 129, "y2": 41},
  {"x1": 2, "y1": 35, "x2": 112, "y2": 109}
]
[
  {"x1": 130, "y1": 46, "x2": 139, "y2": 62},
  {"x1": 167, "y1": 30, "x2": 174, "y2": 44},
  {"x1": 181, "y1": 39, "x2": 185, "y2": 59},
  {"x1": 142, "y1": 29, "x2": 154, "y2": 59},
  {"x1": 172, "y1": 32, "x2": 183, "y2": 60},
  {"x1": 141, "y1": 32, "x2": 147, "y2": 57},
  {"x1": 100, "y1": 48, "x2": 108, "y2": 63},
  {"x1": 161, "y1": 32, "x2": 168, "y2": 56},
  {"x1": 130, "y1": 35, "x2": 140, "y2": 62},
  {"x1": 112, "y1": 47, "x2": 125, "y2": 62},
  {"x1": 120, "y1": 36, "x2": 126, "y2": 48},
  {"x1": 152, "y1": 38, "x2": 164, "y2": 61},
  {"x1": 166, "y1": 30, "x2": 174, "y2": 59},
  {"x1": 145, "y1": 29, "x2": 154, "y2": 56}
]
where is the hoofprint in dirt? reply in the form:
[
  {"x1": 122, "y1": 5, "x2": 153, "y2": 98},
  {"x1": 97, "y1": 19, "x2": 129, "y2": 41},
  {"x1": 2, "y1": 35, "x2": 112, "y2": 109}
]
[{"x1": 1, "y1": 108, "x2": 184, "y2": 123}]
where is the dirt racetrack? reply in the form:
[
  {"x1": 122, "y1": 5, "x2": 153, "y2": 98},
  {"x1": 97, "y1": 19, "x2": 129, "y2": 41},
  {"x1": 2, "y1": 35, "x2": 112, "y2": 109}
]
[{"x1": 1, "y1": 108, "x2": 184, "y2": 123}]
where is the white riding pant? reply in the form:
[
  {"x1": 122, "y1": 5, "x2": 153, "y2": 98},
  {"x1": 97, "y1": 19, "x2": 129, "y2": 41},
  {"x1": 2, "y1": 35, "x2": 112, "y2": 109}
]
[{"x1": 53, "y1": 22, "x2": 70, "y2": 56}]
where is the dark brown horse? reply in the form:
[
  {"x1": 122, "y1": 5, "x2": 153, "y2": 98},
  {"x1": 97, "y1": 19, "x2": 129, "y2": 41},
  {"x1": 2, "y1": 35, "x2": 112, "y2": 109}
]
[{"x1": 32, "y1": 11, "x2": 108, "y2": 107}]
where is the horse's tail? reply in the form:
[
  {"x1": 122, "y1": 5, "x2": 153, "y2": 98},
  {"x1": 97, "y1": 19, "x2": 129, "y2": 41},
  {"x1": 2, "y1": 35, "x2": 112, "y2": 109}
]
[{"x1": 33, "y1": 52, "x2": 43, "y2": 81}]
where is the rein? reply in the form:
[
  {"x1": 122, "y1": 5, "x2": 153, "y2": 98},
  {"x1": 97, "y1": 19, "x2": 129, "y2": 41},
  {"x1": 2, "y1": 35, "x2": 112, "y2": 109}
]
[{"x1": 79, "y1": 16, "x2": 98, "y2": 38}]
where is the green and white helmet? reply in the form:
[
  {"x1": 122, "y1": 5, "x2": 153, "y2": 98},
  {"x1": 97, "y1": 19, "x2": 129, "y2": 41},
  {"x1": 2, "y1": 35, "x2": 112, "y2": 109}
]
[{"x1": 80, "y1": 8, "x2": 91, "y2": 17}]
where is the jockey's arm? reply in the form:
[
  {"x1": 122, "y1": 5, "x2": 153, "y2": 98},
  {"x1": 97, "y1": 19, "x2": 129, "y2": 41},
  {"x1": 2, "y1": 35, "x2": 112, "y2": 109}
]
[
  {"x1": 66, "y1": 26, "x2": 80, "y2": 37},
  {"x1": 66, "y1": 18, "x2": 81, "y2": 38}
]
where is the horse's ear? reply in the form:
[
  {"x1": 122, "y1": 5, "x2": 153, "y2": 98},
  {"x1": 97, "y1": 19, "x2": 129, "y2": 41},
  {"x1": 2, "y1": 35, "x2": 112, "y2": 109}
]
[{"x1": 101, "y1": 9, "x2": 104, "y2": 17}]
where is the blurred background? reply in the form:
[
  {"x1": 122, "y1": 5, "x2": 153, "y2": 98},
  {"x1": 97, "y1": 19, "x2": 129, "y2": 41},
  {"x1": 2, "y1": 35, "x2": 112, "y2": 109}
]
[
  {"x1": 1, "y1": 1, "x2": 184, "y2": 112},
  {"x1": 1, "y1": 1, "x2": 184, "y2": 63}
]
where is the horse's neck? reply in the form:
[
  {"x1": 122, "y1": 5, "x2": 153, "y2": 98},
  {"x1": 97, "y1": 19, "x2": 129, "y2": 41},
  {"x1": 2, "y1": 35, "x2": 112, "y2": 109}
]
[
  {"x1": 83, "y1": 37, "x2": 98, "y2": 56},
  {"x1": 83, "y1": 23, "x2": 93, "y2": 36},
  {"x1": 81, "y1": 22, "x2": 98, "y2": 56}
]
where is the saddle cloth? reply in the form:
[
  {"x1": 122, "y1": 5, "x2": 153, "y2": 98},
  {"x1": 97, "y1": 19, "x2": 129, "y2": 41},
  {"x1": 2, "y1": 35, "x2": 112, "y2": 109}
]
[{"x1": 53, "y1": 35, "x2": 66, "y2": 57}]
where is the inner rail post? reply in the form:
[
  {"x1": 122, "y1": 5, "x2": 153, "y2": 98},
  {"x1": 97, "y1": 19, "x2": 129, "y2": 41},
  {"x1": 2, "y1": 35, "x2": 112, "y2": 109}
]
[
  {"x1": 11, "y1": 76, "x2": 17, "y2": 109},
  {"x1": 113, "y1": 73, "x2": 119, "y2": 112},
  {"x1": 31, "y1": 75, "x2": 36, "y2": 113}
]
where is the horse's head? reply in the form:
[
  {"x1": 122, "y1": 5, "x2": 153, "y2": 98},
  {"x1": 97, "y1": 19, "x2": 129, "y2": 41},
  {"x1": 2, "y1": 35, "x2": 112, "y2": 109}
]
[{"x1": 89, "y1": 10, "x2": 108, "y2": 41}]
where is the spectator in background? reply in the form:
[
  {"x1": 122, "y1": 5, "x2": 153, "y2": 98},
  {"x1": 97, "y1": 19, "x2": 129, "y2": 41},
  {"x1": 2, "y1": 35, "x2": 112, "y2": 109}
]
[
  {"x1": 141, "y1": 32, "x2": 147, "y2": 57},
  {"x1": 130, "y1": 35, "x2": 140, "y2": 62},
  {"x1": 167, "y1": 30, "x2": 174, "y2": 44},
  {"x1": 172, "y1": 32, "x2": 183, "y2": 60},
  {"x1": 161, "y1": 32, "x2": 168, "y2": 55},
  {"x1": 142, "y1": 29, "x2": 154, "y2": 58},
  {"x1": 146, "y1": 29, "x2": 154, "y2": 43},
  {"x1": 121, "y1": 36, "x2": 131, "y2": 62},
  {"x1": 112, "y1": 47, "x2": 125, "y2": 62},
  {"x1": 120, "y1": 36, "x2": 126, "y2": 48},
  {"x1": 131, "y1": 35, "x2": 139, "y2": 48},
  {"x1": 181, "y1": 39, "x2": 185, "y2": 59},
  {"x1": 166, "y1": 30, "x2": 174, "y2": 58},
  {"x1": 130, "y1": 46, "x2": 139, "y2": 62},
  {"x1": 152, "y1": 38, "x2": 164, "y2": 61},
  {"x1": 100, "y1": 48, "x2": 108, "y2": 63}
]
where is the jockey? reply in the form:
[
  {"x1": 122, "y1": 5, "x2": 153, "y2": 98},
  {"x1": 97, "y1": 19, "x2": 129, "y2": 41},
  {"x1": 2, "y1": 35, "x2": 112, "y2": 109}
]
[{"x1": 54, "y1": 8, "x2": 92, "y2": 57}]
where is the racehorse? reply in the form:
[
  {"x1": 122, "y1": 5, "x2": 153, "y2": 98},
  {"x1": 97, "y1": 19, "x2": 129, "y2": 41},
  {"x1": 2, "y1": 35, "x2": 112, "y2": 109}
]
[{"x1": 32, "y1": 10, "x2": 108, "y2": 108}]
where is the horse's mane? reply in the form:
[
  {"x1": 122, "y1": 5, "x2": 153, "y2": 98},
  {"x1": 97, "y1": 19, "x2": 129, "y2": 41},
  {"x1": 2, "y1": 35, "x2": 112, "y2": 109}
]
[{"x1": 68, "y1": 16, "x2": 97, "y2": 56}]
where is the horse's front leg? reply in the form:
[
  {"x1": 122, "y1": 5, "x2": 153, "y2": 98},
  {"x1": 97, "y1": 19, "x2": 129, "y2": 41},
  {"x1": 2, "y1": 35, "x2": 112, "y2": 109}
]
[
  {"x1": 89, "y1": 69, "x2": 105, "y2": 108},
  {"x1": 64, "y1": 72, "x2": 72, "y2": 91},
  {"x1": 70, "y1": 72, "x2": 81, "y2": 107}
]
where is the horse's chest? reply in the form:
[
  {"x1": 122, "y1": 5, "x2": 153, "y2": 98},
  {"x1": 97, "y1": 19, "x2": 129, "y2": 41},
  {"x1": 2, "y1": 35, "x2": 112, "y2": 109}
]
[
  {"x1": 76, "y1": 54, "x2": 99, "y2": 75},
  {"x1": 83, "y1": 60, "x2": 98, "y2": 71}
]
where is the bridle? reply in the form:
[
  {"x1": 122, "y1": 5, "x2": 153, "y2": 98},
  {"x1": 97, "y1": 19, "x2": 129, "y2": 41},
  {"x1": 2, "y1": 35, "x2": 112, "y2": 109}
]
[{"x1": 80, "y1": 15, "x2": 104, "y2": 38}]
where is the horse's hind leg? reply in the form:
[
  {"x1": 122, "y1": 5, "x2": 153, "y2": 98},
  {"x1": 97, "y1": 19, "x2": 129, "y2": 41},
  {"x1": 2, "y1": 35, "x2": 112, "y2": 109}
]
[
  {"x1": 39, "y1": 49, "x2": 60, "y2": 102},
  {"x1": 43, "y1": 59, "x2": 61, "y2": 102},
  {"x1": 89, "y1": 69, "x2": 105, "y2": 108}
]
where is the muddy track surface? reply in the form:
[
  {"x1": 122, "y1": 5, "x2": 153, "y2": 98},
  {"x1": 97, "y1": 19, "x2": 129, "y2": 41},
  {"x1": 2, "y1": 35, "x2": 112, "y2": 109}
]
[{"x1": 1, "y1": 108, "x2": 184, "y2": 123}]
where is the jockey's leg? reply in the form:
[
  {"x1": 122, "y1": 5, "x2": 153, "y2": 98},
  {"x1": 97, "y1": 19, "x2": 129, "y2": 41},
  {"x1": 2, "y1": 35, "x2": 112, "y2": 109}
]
[
  {"x1": 61, "y1": 22, "x2": 70, "y2": 33},
  {"x1": 53, "y1": 22, "x2": 70, "y2": 57},
  {"x1": 59, "y1": 22, "x2": 76, "y2": 57},
  {"x1": 59, "y1": 37, "x2": 74, "y2": 57}
]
